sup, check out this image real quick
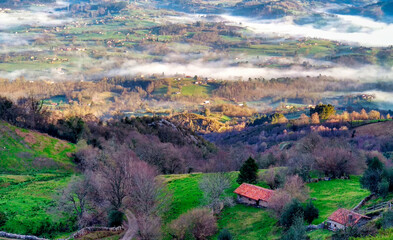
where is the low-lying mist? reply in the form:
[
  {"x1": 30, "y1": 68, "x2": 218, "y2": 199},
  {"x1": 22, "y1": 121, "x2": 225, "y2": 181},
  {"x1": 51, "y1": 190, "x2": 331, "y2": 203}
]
[
  {"x1": 222, "y1": 14, "x2": 393, "y2": 47},
  {"x1": 167, "y1": 11, "x2": 393, "y2": 47},
  {"x1": 0, "y1": 2, "x2": 72, "y2": 30},
  {"x1": 109, "y1": 58, "x2": 393, "y2": 81}
]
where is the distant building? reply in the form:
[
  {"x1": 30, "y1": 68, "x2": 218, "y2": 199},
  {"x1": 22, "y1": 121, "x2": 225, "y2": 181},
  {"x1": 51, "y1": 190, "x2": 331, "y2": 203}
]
[
  {"x1": 234, "y1": 183, "x2": 274, "y2": 207},
  {"x1": 326, "y1": 208, "x2": 370, "y2": 231}
]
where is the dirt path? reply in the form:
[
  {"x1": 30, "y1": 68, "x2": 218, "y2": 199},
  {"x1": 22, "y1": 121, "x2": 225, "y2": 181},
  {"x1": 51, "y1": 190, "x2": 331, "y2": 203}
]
[{"x1": 122, "y1": 210, "x2": 138, "y2": 240}]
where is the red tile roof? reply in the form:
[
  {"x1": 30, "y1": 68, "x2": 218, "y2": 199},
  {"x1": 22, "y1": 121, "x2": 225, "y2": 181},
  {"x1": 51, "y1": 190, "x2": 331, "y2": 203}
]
[
  {"x1": 328, "y1": 208, "x2": 370, "y2": 226},
  {"x1": 234, "y1": 183, "x2": 274, "y2": 202}
]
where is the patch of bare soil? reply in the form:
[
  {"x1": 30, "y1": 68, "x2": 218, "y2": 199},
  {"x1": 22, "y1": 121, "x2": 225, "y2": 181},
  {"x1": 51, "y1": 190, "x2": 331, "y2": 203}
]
[{"x1": 15, "y1": 129, "x2": 37, "y2": 145}]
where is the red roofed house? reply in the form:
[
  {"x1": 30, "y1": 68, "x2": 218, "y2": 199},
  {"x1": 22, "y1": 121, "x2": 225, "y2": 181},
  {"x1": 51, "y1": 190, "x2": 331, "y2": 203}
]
[
  {"x1": 326, "y1": 208, "x2": 370, "y2": 231},
  {"x1": 233, "y1": 183, "x2": 274, "y2": 207}
]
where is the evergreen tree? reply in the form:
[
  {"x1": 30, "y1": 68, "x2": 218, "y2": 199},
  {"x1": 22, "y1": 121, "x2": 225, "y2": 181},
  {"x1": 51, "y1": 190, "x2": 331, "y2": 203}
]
[
  {"x1": 310, "y1": 104, "x2": 336, "y2": 120},
  {"x1": 271, "y1": 113, "x2": 288, "y2": 124},
  {"x1": 360, "y1": 157, "x2": 385, "y2": 194},
  {"x1": 237, "y1": 157, "x2": 258, "y2": 184},
  {"x1": 304, "y1": 200, "x2": 319, "y2": 224}
]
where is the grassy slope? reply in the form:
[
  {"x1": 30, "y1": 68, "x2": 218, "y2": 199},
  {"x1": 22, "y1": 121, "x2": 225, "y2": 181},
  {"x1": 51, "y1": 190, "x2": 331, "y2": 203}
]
[
  {"x1": 0, "y1": 174, "x2": 72, "y2": 236},
  {"x1": 0, "y1": 121, "x2": 76, "y2": 236},
  {"x1": 308, "y1": 176, "x2": 370, "y2": 224},
  {"x1": 0, "y1": 120, "x2": 374, "y2": 239},
  {"x1": 162, "y1": 172, "x2": 369, "y2": 240},
  {"x1": 0, "y1": 121, "x2": 76, "y2": 174}
]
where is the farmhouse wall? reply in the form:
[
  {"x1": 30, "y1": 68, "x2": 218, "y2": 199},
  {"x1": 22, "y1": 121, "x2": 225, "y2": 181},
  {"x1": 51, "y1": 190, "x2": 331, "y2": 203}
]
[{"x1": 237, "y1": 195, "x2": 257, "y2": 205}]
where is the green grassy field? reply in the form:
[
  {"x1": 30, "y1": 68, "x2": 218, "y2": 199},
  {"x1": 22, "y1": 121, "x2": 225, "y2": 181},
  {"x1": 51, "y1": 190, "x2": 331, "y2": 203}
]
[
  {"x1": 217, "y1": 204, "x2": 282, "y2": 240},
  {"x1": 354, "y1": 229, "x2": 393, "y2": 240},
  {"x1": 0, "y1": 122, "x2": 77, "y2": 237},
  {"x1": 181, "y1": 84, "x2": 213, "y2": 98},
  {"x1": 0, "y1": 174, "x2": 73, "y2": 237},
  {"x1": 162, "y1": 172, "x2": 369, "y2": 240},
  {"x1": 308, "y1": 175, "x2": 370, "y2": 224},
  {"x1": 0, "y1": 121, "x2": 76, "y2": 174}
]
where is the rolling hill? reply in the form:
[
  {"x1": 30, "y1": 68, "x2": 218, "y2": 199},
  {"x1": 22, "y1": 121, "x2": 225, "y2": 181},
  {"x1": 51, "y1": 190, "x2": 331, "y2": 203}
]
[
  {"x1": 0, "y1": 121, "x2": 76, "y2": 237},
  {"x1": 0, "y1": 121, "x2": 75, "y2": 174},
  {"x1": 76, "y1": 171, "x2": 369, "y2": 240}
]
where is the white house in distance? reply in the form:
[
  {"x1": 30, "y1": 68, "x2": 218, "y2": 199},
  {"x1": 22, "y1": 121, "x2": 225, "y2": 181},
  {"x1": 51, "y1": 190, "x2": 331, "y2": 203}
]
[
  {"x1": 233, "y1": 183, "x2": 274, "y2": 207},
  {"x1": 326, "y1": 208, "x2": 370, "y2": 231}
]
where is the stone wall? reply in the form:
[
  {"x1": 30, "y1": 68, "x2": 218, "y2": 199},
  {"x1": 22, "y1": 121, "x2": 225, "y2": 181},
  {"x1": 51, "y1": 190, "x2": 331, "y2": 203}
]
[
  {"x1": 326, "y1": 220, "x2": 345, "y2": 231},
  {"x1": 0, "y1": 231, "x2": 48, "y2": 240},
  {"x1": 62, "y1": 226, "x2": 124, "y2": 240},
  {"x1": 237, "y1": 195, "x2": 257, "y2": 206}
]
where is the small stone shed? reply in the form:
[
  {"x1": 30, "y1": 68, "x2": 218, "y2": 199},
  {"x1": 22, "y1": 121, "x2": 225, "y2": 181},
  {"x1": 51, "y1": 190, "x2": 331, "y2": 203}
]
[
  {"x1": 326, "y1": 208, "x2": 370, "y2": 231},
  {"x1": 233, "y1": 183, "x2": 274, "y2": 207}
]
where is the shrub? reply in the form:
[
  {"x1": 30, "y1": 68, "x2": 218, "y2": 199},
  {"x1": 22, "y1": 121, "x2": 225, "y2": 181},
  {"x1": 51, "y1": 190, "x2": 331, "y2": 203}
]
[
  {"x1": 0, "y1": 211, "x2": 7, "y2": 227},
  {"x1": 382, "y1": 211, "x2": 393, "y2": 229},
  {"x1": 108, "y1": 210, "x2": 124, "y2": 227},
  {"x1": 283, "y1": 175, "x2": 309, "y2": 202},
  {"x1": 304, "y1": 200, "x2": 319, "y2": 224},
  {"x1": 379, "y1": 179, "x2": 389, "y2": 198},
  {"x1": 218, "y1": 229, "x2": 233, "y2": 240},
  {"x1": 281, "y1": 217, "x2": 307, "y2": 240},
  {"x1": 332, "y1": 227, "x2": 361, "y2": 240},
  {"x1": 237, "y1": 157, "x2": 258, "y2": 184},
  {"x1": 267, "y1": 189, "x2": 292, "y2": 218},
  {"x1": 169, "y1": 208, "x2": 217, "y2": 240},
  {"x1": 361, "y1": 157, "x2": 385, "y2": 194},
  {"x1": 332, "y1": 223, "x2": 378, "y2": 240},
  {"x1": 261, "y1": 167, "x2": 286, "y2": 189},
  {"x1": 280, "y1": 199, "x2": 304, "y2": 229}
]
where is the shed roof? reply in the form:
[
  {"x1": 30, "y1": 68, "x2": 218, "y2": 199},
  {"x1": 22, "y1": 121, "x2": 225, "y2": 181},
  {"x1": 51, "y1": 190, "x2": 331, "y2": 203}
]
[{"x1": 234, "y1": 183, "x2": 274, "y2": 202}]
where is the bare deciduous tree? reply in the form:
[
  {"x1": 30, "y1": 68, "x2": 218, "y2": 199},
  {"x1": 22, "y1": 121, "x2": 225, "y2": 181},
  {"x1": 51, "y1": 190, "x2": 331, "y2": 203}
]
[
  {"x1": 267, "y1": 189, "x2": 292, "y2": 218},
  {"x1": 260, "y1": 167, "x2": 286, "y2": 190},
  {"x1": 283, "y1": 175, "x2": 309, "y2": 202},
  {"x1": 58, "y1": 174, "x2": 100, "y2": 228},
  {"x1": 124, "y1": 160, "x2": 171, "y2": 240},
  {"x1": 199, "y1": 173, "x2": 233, "y2": 214}
]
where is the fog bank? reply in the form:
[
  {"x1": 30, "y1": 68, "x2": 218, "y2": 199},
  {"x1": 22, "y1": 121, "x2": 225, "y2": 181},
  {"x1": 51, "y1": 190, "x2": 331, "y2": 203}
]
[
  {"x1": 109, "y1": 59, "x2": 393, "y2": 81},
  {"x1": 220, "y1": 14, "x2": 393, "y2": 47}
]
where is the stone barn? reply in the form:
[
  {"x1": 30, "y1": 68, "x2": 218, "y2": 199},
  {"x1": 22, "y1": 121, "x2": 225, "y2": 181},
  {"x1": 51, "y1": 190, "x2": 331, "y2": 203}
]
[
  {"x1": 326, "y1": 208, "x2": 370, "y2": 231},
  {"x1": 233, "y1": 183, "x2": 274, "y2": 207}
]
